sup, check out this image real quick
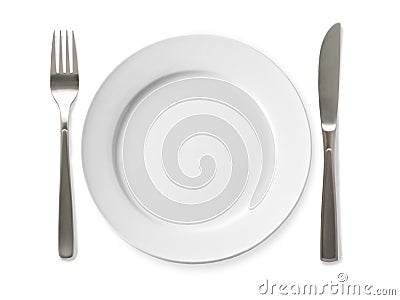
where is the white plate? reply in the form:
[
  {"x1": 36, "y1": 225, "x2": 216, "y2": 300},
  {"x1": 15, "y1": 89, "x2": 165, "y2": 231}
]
[{"x1": 82, "y1": 35, "x2": 311, "y2": 263}]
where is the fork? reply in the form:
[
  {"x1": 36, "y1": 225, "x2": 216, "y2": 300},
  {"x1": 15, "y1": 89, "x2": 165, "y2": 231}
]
[{"x1": 50, "y1": 31, "x2": 79, "y2": 259}]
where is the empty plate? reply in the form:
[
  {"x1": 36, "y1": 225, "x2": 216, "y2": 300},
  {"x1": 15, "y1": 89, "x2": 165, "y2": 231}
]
[{"x1": 82, "y1": 35, "x2": 311, "y2": 263}]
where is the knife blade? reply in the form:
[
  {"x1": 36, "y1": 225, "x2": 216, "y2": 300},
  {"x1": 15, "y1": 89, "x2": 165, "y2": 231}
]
[
  {"x1": 318, "y1": 23, "x2": 341, "y2": 262},
  {"x1": 319, "y1": 23, "x2": 341, "y2": 130}
]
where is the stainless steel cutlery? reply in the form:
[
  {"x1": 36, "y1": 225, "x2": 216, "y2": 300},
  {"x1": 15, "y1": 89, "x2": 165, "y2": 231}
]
[
  {"x1": 50, "y1": 31, "x2": 79, "y2": 259},
  {"x1": 47, "y1": 27, "x2": 342, "y2": 262},
  {"x1": 318, "y1": 23, "x2": 341, "y2": 262}
]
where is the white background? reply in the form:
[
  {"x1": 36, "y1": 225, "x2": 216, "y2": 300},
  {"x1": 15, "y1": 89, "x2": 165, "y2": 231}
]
[{"x1": 1, "y1": 0, "x2": 399, "y2": 299}]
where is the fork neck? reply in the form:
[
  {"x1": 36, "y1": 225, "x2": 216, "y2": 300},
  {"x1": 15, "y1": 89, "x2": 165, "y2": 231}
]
[{"x1": 59, "y1": 108, "x2": 70, "y2": 131}]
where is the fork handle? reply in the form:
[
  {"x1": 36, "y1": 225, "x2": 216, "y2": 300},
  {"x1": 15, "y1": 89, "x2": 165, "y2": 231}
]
[
  {"x1": 320, "y1": 129, "x2": 338, "y2": 262},
  {"x1": 58, "y1": 128, "x2": 74, "y2": 258}
]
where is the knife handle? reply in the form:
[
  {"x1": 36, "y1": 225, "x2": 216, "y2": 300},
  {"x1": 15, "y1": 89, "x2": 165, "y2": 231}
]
[{"x1": 321, "y1": 129, "x2": 338, "y2": 262}]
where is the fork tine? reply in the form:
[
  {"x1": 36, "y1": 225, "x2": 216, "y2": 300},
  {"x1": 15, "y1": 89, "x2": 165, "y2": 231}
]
[
  {"x1": 59, "y1": 31, "x2": 63, "y2": 73},
  {"x1": 51, "y1": 31, "x2": 57, "y2": 74},
  {"x1": 65, "y1": 31, "x2": 70, "y2": 73},
  {"x1": 72, "y1": 31, "x2": 78, "y2": 74}
]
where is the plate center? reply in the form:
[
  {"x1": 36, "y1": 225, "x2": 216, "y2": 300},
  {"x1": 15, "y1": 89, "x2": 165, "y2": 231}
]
[{"x1": 116, "y1": 77, "x2": 275, "y2": 224}]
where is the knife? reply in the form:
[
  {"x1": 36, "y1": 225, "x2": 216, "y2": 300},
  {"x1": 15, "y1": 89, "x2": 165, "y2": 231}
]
[{"x1": 318, "y1": 23, "x2": 341, "y2": 262}]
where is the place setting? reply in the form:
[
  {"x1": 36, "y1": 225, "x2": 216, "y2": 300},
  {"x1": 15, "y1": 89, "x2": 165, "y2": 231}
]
[{"x1": 50, "y1": 23, "x2": 340, "y2": 263}]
